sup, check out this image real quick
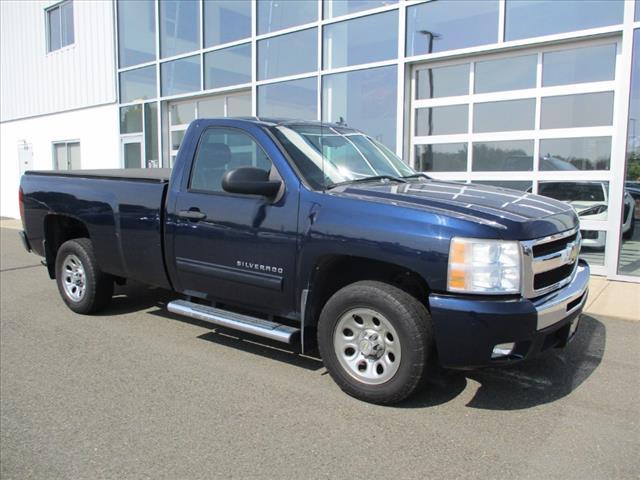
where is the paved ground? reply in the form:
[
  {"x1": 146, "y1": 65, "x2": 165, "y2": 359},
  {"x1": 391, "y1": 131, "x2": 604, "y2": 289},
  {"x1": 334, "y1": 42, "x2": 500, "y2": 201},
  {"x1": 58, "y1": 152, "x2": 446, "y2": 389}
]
[{"x1": 1, "y1": 227, "x2": 639, "y2": 480}]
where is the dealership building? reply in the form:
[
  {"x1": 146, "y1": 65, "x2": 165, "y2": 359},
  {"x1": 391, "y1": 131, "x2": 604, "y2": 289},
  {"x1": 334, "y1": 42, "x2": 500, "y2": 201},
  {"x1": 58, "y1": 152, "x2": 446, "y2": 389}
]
[{"x1": 1, "y1": 0, "x2": 639, "y2": 281}]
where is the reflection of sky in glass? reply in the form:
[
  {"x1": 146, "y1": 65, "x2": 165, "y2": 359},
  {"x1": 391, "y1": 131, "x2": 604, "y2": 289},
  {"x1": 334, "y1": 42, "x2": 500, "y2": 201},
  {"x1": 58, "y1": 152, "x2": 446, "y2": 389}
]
[
  {"x1": 505, "y1": 0, "x2": 623, "y2": 41},
  {"x1": 406, "y1": 1, "x2": 498, "y2": 57},
  {"x1": 628, "y1": 30, "x2": 640, "y2": 156}
]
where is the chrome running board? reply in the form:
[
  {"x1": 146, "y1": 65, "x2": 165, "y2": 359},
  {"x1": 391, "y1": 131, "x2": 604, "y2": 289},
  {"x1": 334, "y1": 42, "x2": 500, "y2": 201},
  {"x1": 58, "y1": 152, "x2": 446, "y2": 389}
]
[{"x1": 167, "y1": 299, "x2": 300, "y2": 344}]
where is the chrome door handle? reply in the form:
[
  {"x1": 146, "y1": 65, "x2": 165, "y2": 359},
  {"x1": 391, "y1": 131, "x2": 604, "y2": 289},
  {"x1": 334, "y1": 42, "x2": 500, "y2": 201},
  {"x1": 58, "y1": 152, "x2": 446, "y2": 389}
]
[{"x1": 177, "y1": 210, "x2": 206, "y2": 220}]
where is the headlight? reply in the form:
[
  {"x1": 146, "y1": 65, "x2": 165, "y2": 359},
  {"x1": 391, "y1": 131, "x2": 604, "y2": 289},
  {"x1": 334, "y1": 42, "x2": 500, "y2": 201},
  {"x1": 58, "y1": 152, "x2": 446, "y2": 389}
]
[{"x1": 447, "y1": 238, "x2": 521, "y2": 294}]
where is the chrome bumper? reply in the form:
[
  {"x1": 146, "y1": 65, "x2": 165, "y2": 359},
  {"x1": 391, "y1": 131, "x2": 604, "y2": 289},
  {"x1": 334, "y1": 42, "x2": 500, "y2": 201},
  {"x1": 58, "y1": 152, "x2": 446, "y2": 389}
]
[{"x1": 533, "y1": 260, "x2": 590, "y2": 330}]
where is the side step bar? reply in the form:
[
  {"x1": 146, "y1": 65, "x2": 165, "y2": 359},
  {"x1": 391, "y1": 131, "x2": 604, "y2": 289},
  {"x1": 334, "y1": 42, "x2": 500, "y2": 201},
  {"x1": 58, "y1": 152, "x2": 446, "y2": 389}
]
[{"x1": 167, "y1": 299, "x2": 300, "y2": 344}]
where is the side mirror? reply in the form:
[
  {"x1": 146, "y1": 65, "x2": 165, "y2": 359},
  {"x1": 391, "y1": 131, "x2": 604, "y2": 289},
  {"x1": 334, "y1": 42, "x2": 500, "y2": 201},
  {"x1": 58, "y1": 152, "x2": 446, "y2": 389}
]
[{"x1": 222, "y1": 167, "x2": 282, "y2": 198}]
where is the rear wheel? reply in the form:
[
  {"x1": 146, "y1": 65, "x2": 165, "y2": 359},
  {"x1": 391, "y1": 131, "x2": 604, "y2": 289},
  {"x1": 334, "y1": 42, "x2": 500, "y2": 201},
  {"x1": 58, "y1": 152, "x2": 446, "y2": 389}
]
[
  {"x1": 317, "y1": 281, "x2": 433, "y2": 404},
  {"x1": 55, "y1": 238, "x2": 113, "y2": 314}
]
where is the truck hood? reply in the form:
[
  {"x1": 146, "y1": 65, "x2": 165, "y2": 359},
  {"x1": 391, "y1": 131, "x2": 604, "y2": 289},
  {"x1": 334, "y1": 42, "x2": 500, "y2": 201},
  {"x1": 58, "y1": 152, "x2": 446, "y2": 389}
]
[{"x1": 332, "y1": 179, "x2": 578, "y2": 240}]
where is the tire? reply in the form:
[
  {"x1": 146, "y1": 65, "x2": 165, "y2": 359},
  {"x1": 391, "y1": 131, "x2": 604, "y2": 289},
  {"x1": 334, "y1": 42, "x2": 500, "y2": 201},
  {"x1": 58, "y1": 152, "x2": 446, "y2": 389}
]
[
  {"x1": 55, "y1": 238, "x2": 113, "y2": 314},
  {"x1": 317, "y1": 280, "x2": 433, "y2": 405}
]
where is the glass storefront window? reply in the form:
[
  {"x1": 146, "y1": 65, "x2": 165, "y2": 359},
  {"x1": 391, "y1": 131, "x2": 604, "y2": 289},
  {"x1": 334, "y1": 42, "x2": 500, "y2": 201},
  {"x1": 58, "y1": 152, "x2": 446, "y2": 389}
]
[
  {"x1": 540, "y1": 92, "x2": 614, "y2": 129},
  {"x1": 324, "y1": 0, "x2": 396, "y2": 18},
  {"x1": 415, "y1": 143, "x2": 467, "y2": 172},
  {"x1": 204, "y1": 0, "x2": 251, "y2": 48},
  {"x1": 542, "y1": 44, "x2": 617, "y2": 87},
  {"x1": 538, "y1": 181, "x2": 610, "y2": 221},
  {"x1": 474, "y1": 180, "x2": 532, "y2": 192},
  {"x1": 205, "y1": 43, "x2": 251, "y2": 89},
  {"x1": 473, "y1": 99, "x2": 535, "y2": 133},
  {"x1": 258, "y1": 28, "x2": 317, "y2": 80},
  {"x1": 258, "y1": 77, "x2": 318, "y2": 121},
  {"x1": 160, "y1": 0, "x2": 199, "y2": 58},
  {"x1": 161, "y1": 55, "x2": 201, "y2": 96},
  {"x1": 474, "y1": 54, "x2": 537, "y2": 93},
  {"x1": 257, "y1": 0, "x2": 317, "y2": 35},
  {"x1": 416, "y1": 64, "x2": 469, "y2": 99},
  {"x1": 144, "y1": 102, "x2": 158, "y2": 166},
  {"x1": 170, "y1": 102, "x2": 196, "y2": 125},
  {"x1": 539, "y1": 137, "x2": 611, "y2": 171},
  {"x1": 120, "y1": 105, "x2": 142, "y2": 133},
  {"x1": 406, "y1": 1, "x2": 499, "y2": 57},
  {"x1": 415, "y1": 105, "x2": 468, "y2": 136},
  {"x1": 117, "y1": 0, "x2": 155, "y2": 68},
  {"x1": 323, "y1": 65, "x2": 397, "y2": 150},
  {"x1": 227, "y1": 93, "x2": 252, "y2": 117},
  {"x1": 472, "y1": 140, "x2": 534, "y2": 171},
  {"x1": 119, "y1": 66, "x2": 157, "y2": 103},
  {"x1": 619, "y1": 29, "x2": 640, "y2": 276},
  {"x1": 323, "y1": 11, "x2": 398, "y2": 69},
  {"x1": 505, "y1": 0, "x2": 624, "y2": 41},
  {"x1": 197, "y1": 97, "x2": 224, "y2": 118}
]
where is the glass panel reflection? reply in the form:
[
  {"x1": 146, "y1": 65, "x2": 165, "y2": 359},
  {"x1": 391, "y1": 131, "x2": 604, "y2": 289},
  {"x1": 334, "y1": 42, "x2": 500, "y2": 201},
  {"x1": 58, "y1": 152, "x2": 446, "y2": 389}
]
[
  {"x1": 120, "y1": 66, "x2": 157, "y2": 103},
  {"x1": 204, "y1": 0, "x2": 251, "y2": 47},
  {"x1": 120, "y1": 105, "x2": 143, "y2": 133},
  {"x1": 258, "y1": 29, "x2": 317, "y2": 80},
  {"x1": 160, "y1": 0, "x2": 199, "y2": 58},
  {"x1": 474, "y1": 180, "x2": 532, "y2": 191},
  {"x1": 227, "y1": 93, "x2": 252, "y2": 117},
  {"x1": 322, "y1": 66, "x2": 397, "y2": 150},
  {"x1": 415, "y1": 105, "x2": 468, "y2": 136},
  {"x1": 472, "y1": 140, "x2": 534, "y2": 171},
  {"x1": 205, "y1": 43, "x2": 251, "y2": 89},
  {"x1": 543, "y1": 44, "x2": 616, "y2": 87},
  {"x1": 474, "y1": 54, "x2": 537, "y2": 93},
  {"x1": 539, "y1": 137, "x2": 611, "y2": 171},
  {"x1": 415, "y1": 143, "x2": 467, "y2": 172},
  {"x1": 144, "y1": 103, "x2": 158, "y2": 166},
  {"x1": 161, "y1": 56, "x2": 201, "y2": 96},
  {"x1": 258, "y1": 0, "x2": 317, "y2": 34},
  {"x1": 324, "y1": 0, "x2": 396, "y2": 18},
  {"x1": 473, "y1": 99, "x2": 535, "y2": 132},
  {"x1": 619, "y1": 29, "x2": 640, "y2": 276},
  {"x1": 170, "y1": 102, "x2": 195, "y2": 125},
  {"x1": 323, "y1": 11, "x2": 397, "y2": 69},
  {"x1": 540, "y1": 92, "x2": 614, "y2": 129},
  {"x1": 538, "y1": 181, "x2": 610, "y2": 222},
  {"x1": 258, "y1": 77, "x2": 317, "y2": 121},
  {"x1": 505, "y1": 0, "x2": 624, "y2": 41},
  {"x1": 118, "y1": 0, "x2": 156, "y2": 67},
  {"x1": 416, "y1": 64, "x2": 469, "y2": 99},
  {"x1": 406, "y1": 1, "x2": 499, "y2": 57}
]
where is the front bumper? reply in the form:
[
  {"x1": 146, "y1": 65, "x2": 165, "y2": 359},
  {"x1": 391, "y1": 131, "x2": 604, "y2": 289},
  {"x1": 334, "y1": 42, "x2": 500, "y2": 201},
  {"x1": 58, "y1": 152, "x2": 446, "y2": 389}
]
[{"x1": 429, "y1": 260, "x2": 590, "y2": 369}]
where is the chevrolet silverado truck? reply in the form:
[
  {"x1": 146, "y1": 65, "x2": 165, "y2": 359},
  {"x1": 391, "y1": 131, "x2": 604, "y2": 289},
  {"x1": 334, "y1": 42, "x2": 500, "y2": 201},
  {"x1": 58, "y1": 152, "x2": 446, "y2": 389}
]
[{"x1": 18, "y1": 118, "x2": 589, "y2": 404}]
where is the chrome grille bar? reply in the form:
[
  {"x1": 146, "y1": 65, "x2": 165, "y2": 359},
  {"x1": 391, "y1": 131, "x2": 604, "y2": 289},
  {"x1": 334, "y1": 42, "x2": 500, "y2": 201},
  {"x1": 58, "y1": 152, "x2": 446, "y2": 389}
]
[{"x1": 521, "y1": 227, "x2": 581, "y2": 299}]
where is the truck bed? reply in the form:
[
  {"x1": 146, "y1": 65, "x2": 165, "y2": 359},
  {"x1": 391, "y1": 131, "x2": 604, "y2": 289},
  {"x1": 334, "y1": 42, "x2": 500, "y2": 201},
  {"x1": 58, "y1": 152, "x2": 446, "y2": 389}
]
[{"x1": 26, "y1": 168, "x2": 172, "y2": 183}]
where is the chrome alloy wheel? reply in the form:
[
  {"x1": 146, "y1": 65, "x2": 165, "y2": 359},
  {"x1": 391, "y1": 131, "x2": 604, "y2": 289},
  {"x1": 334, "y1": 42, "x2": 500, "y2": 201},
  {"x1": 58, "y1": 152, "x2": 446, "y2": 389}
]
[
  {"x1": 333, "y1": 308, "x2": 401, "y2": 385},
  {"x1": 62, "y1": 254, "x2": 86, "y2": 302}
]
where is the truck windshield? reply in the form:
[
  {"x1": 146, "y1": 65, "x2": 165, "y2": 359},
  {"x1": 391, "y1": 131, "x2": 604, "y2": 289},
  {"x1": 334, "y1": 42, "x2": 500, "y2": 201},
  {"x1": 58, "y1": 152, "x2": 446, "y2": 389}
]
[{"x1": 271, "y1": 124, "x2": 415, "y2": 190}]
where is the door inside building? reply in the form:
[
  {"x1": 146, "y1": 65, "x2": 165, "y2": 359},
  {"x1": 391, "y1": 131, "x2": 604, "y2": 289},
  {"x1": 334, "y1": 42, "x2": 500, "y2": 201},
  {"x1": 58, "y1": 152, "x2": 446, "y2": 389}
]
[{"x1": 121, "y1": 135, "x2": 143, "y2": 169}]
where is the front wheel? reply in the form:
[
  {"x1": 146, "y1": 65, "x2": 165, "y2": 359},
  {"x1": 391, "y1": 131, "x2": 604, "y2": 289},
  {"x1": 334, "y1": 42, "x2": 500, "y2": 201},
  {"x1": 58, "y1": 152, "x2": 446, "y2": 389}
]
[
  {"x1": 55, "y1": 238, "x2": 113, "y2": 314},
  {"x1": 317, "y1": 281, "x2": 433, "y2": 404}
]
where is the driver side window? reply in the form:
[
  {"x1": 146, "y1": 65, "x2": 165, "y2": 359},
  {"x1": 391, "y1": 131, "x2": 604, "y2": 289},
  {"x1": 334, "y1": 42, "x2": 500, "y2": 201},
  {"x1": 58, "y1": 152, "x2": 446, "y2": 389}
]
[{"x1": 190, "y1": 128, "x2": 272, "y2": 192}]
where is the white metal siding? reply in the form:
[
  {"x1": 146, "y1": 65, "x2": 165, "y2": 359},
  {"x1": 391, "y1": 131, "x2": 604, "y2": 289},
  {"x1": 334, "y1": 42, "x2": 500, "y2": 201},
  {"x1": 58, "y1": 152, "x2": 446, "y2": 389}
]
[{"x1": 0, "y1": 0, "x2": 116, "y2": 122}]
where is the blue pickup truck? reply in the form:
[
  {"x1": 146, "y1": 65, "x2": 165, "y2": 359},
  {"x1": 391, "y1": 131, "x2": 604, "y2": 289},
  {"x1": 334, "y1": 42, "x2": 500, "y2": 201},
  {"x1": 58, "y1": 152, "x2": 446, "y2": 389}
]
[{"x1": 19, "y1": 118, "x2": 589, "y2": 404}]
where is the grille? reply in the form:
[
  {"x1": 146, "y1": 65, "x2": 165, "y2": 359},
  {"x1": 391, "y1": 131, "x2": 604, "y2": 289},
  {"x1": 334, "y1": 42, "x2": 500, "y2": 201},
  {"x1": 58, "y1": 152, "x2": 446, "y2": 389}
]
[{"x1": 521, "y1": 228, "x2": 580, "y2": 298}]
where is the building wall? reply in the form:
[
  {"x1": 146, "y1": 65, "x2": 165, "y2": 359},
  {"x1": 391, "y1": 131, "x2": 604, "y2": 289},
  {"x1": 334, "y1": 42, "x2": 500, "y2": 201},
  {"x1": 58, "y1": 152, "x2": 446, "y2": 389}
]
[
  {"x1": 0, "y1": 0, "x2": 116, "y2": 121},
  {"x1": 0, "y1": 104, "x2": 120, "y2": 218}
]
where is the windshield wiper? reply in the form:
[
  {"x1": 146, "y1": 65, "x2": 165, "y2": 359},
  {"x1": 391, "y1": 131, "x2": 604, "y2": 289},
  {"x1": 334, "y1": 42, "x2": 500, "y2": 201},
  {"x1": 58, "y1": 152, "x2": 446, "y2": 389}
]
[
  {"x1": 327, "y1": 175, "x2": 408, "y2": 189},
  {"x1": 401, "y1": 173, "x2": 431, "y2": 180}
]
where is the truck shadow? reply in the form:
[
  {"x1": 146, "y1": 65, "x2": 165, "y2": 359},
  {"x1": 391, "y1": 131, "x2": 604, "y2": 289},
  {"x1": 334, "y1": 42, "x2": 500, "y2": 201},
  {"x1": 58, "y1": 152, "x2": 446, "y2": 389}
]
[
  {"x1": 402, "y1": 314, "x2": 606, "y2": 410},
  {"x1": 97, "y1": 283, "x2": 606, "y2": 409}
]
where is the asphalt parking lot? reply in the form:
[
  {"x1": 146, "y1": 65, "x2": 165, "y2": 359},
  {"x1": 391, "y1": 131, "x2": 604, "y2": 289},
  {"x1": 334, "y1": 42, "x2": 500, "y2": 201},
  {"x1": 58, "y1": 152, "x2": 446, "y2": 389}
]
[{"x1": 1, "y1": 226, "x2": 639, "y2": 480}]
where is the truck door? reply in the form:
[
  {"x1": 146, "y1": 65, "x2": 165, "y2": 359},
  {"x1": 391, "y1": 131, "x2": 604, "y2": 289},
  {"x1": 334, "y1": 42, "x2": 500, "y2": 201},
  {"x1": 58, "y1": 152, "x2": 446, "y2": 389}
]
[{"x1": 170, "y1": 126, "x2": 299, "y2": 316}]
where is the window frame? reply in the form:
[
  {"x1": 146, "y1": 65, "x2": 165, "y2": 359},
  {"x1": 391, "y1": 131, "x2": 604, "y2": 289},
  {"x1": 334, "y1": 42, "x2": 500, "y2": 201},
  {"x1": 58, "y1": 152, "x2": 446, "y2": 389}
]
[
  {"x1": 45, "y1": 0, "x2": 74, "y2": 53},
  {"x1": 186, "y1": 126, "x2": 279, "y2": 198}
]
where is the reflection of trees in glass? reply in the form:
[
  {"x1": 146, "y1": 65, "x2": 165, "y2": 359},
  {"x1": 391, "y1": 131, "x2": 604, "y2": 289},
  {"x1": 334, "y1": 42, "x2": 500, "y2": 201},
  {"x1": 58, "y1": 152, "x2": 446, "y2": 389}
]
[
  {"x1": 541, "y1": 152, "x2": 609, "y2": 170},
  {"x1": 627, "y1": 150, "x2": 640, "y2": 181},
  {"x1": 417, "y1": 144, "x2": 467, "y2": 171},
  {"x1": 472, "y1": 144, "x2": 531, "y2": 171}
]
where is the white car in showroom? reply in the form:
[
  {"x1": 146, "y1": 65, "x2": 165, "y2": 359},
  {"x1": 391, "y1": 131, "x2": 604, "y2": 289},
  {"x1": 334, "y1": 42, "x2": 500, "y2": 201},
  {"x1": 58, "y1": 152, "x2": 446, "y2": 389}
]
[{"x1": 536, "y1": 181, "x2": 636, "y2": 249}]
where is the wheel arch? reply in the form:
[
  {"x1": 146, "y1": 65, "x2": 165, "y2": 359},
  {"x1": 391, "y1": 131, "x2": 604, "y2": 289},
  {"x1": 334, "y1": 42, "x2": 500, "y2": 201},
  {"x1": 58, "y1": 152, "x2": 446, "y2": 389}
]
[{"x1": 43, "y1": 214, "x2": 90, "y2": 279}]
